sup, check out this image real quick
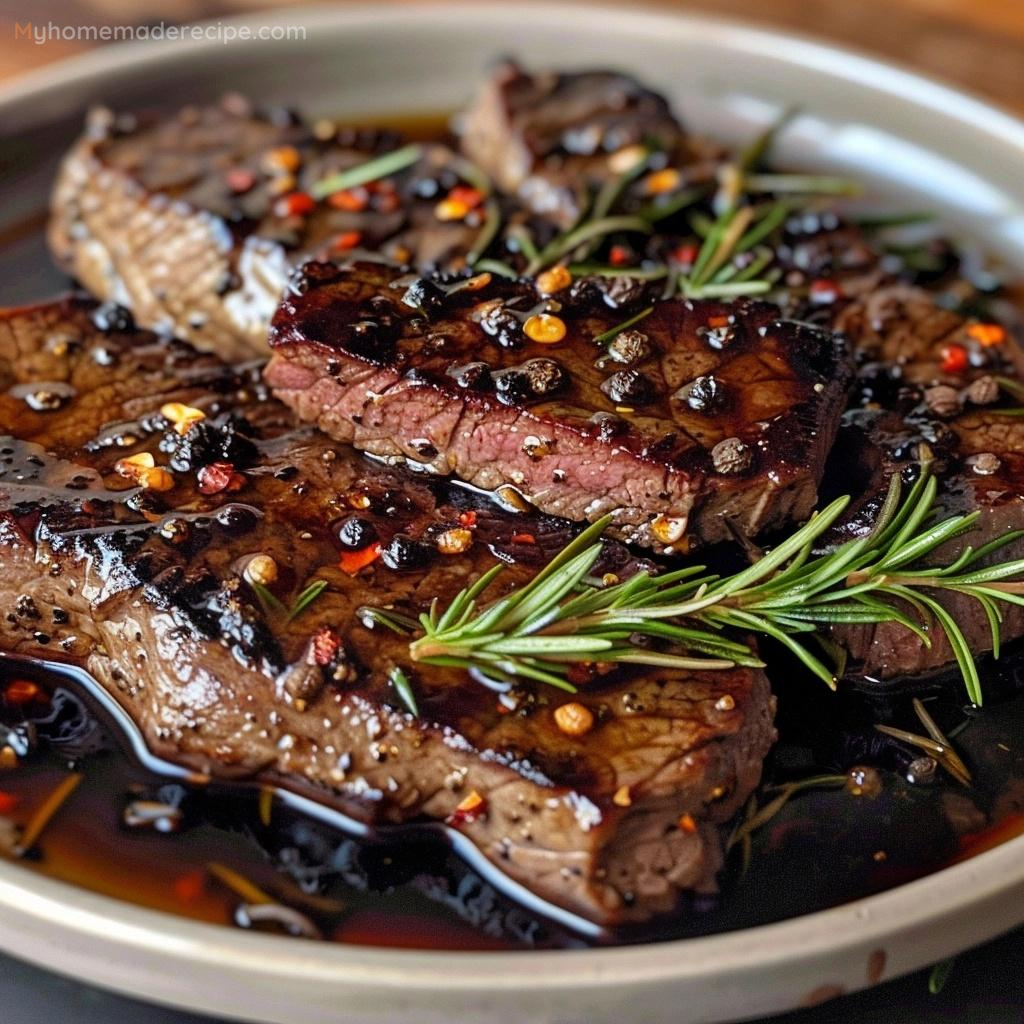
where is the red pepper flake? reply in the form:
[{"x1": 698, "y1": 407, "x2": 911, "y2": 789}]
[
  {"x1": 677, "y1": 813, "x2": 698, "y2": 834},
  {"x1": 0, "y1": 791, "x2": 19, "y2": 814},
  {"x1": 940, "y1": 344, "x2": 969, "y2": 375},
  {"x1": 274, "y1": 191, "x2": 316, "y2": 218},
  {"x1": 966, "y1": 322, "x2": 1007, "y2": 348},
  {"x1": 225, "y1": 168, "x2": 256, "y2": 194},
  {"x1": 331, "y1": 230, "x2": 363, "y2": 253},
  {"x1": 809, "y1": 278, "x2": 843, "y2": 304},
  {"x1": 448, "y1": 185, "x2": 484, "y2": 210},
  {"x1": 173, "y1": 869, "x2": 206, "y2": 905},
  {"x1": 447, "y1": 790, "x2": 487, "y2": 826},
  {"x1": 458, "y1": 510, "x2": 478, "y2": 528},
  {"x1": 4, "y1": 680, "x2": 43, "y2": 706},
  {"x1": 510, "y1": 533, "x2": 536, "y2": 545},
  {"x1": 310, "y1": 626, "x2": 342, "y2": 667},
  {"x1": 339, "y1": 542, "x2": 382, "y2": 576},
  {"x1": 670, "y1": 243, "x2": 699, "y2": 267},
  {"x1": 310, "y1": 629, "x2": 340, "y2": 668},
  {"x1": 197, "y1": 461, "x2": 246, "y2": 495},
  {"x1": 609, "y1": 244, "x2": 632, "y2": 266},
  {"x1": 326, "y1": 187, "x2": 369, "y2": 212}
]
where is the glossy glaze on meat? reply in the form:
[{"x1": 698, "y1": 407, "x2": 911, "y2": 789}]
[
  {"x1": 0, "y1": 297, "x2": 775, "y2": 927},
  {"x1": 265, "y1": 260, "x2": 852, "y2": 551}
]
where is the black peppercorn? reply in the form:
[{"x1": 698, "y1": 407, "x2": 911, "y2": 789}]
[
  {"x1": 381, "y1": 533, "x2": 434, "y2": 571},
  {"x1": 601, "y1": 369, "x2": 655, "y2": 405},
  {"x1": 336, "y1": 516, "x2": 379, "y2": 550},
  {"x1": 91, "y1": 301, "x2": 135, "y2": 333}
]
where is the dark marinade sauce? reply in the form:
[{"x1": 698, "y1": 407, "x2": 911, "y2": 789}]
[{"x1": 2, "y1": 650, "x2": 1022, "y2": 951}]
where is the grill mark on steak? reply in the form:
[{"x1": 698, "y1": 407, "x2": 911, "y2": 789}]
[
  {"x1": 264, "y1": 260, "x2": 852, "y2": 551},
  {"x1": 836, "y1": 283, "x2": 1024, "y2": 389},
  {"x1": 0, "y1": 296, "x2": 776, "y2": 927},
  {"x1": 48, "y1": 101, "x2": 484, "y2": 360}
]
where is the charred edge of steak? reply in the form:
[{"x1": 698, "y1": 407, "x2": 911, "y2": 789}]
[
  {"x1": 47, "y1": 100, "x2": 482, "y2": 359},
  {"x1": 264, "y1": 259, "x2": 852, "y2": 552},
  {"x1": 0, "y1": 296, "x2": 776, "y2": 927}
]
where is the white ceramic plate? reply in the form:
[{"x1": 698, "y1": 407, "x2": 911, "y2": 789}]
[{"x1": 2, "y1": 5, "x2": 1024, "y2": 1022}]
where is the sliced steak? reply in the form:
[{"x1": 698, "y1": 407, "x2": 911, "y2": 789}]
[
  {"x1": 458, "y1": 60, "x2": 694, "y2": 228},
  {"x1": 48, "y1": 100, "x2": 485, "y2": 359},
  {"x1": 0, "y1": 296, "x2": 775, "y2": 927},
  {"x1": 812, "y1": 281, "x2": 1024, "y2": 683},
  {"x1": 826, "y1": 406, "x2": 1024, "y2": 683},
  {"x1": 265, "y1": 259, "x2": 852, "y2": 551},
  {"x1": 835, "y1": 283, "x2": 1023, "y2": 388}
]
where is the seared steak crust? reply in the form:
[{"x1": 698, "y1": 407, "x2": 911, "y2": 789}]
[
  {"x1": 0, "y1": 297, "x2": 775, "y2": 926},
  {"x1": 48, "y1": 102, "x2": 479, "y2": 359},
  {"x1": 458, "y1": 60, "x2": 691, "y2": 229},
  {"x1": 265, "y1": 260, "x2": 852, "y2": 551}
]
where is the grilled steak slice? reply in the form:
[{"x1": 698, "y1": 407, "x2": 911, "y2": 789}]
[
  {"x1": 0, "y1": 297, "x2": 775, "y2": 927},
  {"x1": 826, "y1": 409, "x2": 1024, "y2": 683},
  {"x1": 458, "y1": 60, "x2": 692, "y2": 228},
  {"x1": 265, "y1": 259, "x2": 852, "y2": 551},
  {"x1": 807, "y1": 279, "x2": 1024, "y2": 683},
  {"x1": 835, "y1": 283, "x2": 1024, "y2": 388},
  {"x1": 48, "y1": 101, "x2": 483, "y2": 359}
]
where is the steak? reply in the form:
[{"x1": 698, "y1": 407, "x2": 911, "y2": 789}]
[
  {"x1": 48, "y1": 66, "x2": 716, "y2": 363},
  {"x1": 835, "y1": 283, "x2": 1024, "y2": 387},
  {"x1": 458, "y1": 60, "x2": 696, "y2": 229},
  {"x1": 0, "y1": 296, "x2": 776, "y2": 927},
  {"x1": 48, "y1": 100, "x2": 484, "y2": 359},
  {"x1": 265, "y1": 259, "x2": 852, "y2": 551},
  {"x1": 826, "y1": 407, "x2": 1024, "y2": 683},
  {"x1": 823, "y1": 286, "x2": 1024, "y2": 683}
]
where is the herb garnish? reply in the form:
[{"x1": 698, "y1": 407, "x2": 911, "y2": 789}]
[
  {"x1": 876, "y1": 697, "x2": 971, "y2": 786},
  {"x1": 388, "y1": 665, "x2": 419, "y2": 717},
  {"x1": 250, "y1": 577, "x2": 329, "y2": 621},
  {"x1": 310, "y1": 143, "x2": 423, "y2": 201},
  {"x1": 928, "y1": 956, "x2": 957, "y2": 995},
  {"x1": 363, "y1": 454, "x2": 1024, "y2": 708},
  {"x1": 592, "y1": 306, "x2": 655, "y2": 345},
  {"x1": 728, "y1": 773, "x2": 848, "y2": 873}
]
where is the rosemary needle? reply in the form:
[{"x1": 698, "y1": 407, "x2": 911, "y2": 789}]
[
  {"x1": 366, "y1": 456, "x2": 1024, "y2": 710},
  {"x1": 310, "y1": 144, "x2": 423, "y2": 200}
]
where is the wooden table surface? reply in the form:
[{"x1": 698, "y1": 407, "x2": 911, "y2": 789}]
[{"x1": 1, "y1": 0, "x2": 1023, "y2": 113}]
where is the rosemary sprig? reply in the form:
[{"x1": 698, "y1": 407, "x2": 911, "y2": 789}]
[
  {"x1": 310, "y1": 144, "x2": 423, "y2": 201},
  {"x1": 250, "y1": 577, "x2": 329, "y2": 621},
  {"x1": 875, "y1": 697, "x2": 972, "y2": 785},
  {"x1": 677, "y1": 201, "x2": 782, "y2": 299},
  {"x1": 524, "y1": 215, "x2": 652, "y2": 276},
  {"x1": 592, "y1": 306, "x2": 655, "y2": 345},
  {"x1": 288, "y1": 580, "x2": 328, "y2": 621},
  {"x1": 367, "y1": 457, "x2": 1024, "y2": 708},
  {"x1": 727, "y1": 773, "x2": 848, "y2": 853},
  {"x1": 743, "y1": 173, "x2": 861, "y2": 196}
]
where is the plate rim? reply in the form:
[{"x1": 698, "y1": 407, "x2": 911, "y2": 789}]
[{"x1": 2, "y1": 2, "x2": 1024, "y2": 1016}]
